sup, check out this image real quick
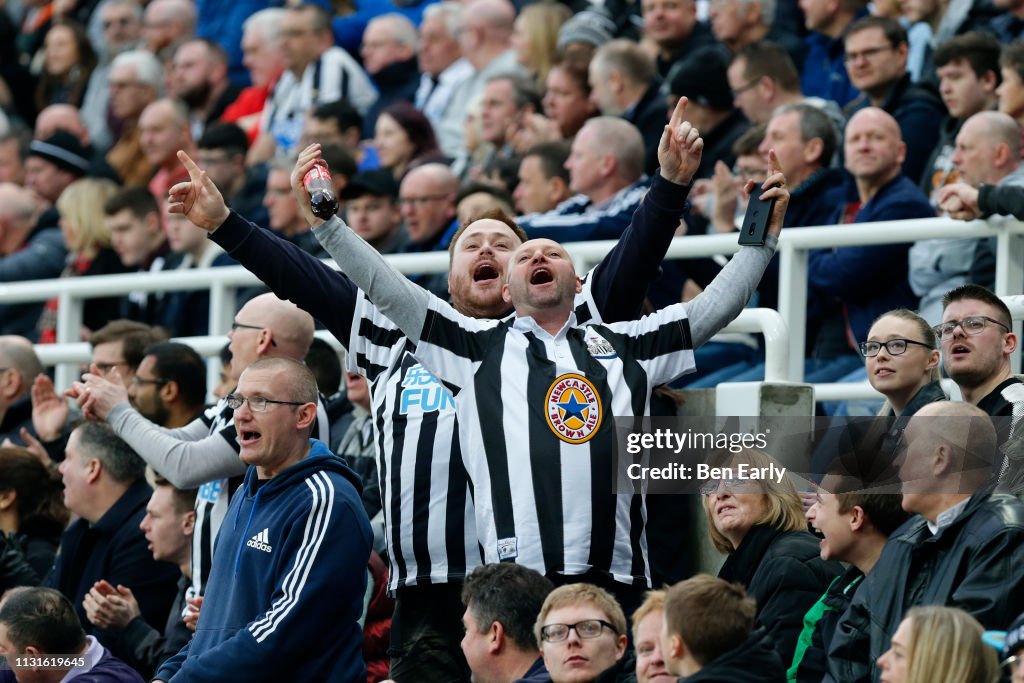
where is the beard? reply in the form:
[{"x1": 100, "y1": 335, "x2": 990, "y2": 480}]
[{"x1": 180, "y1": 80, "x2": 213, "y2": 109}]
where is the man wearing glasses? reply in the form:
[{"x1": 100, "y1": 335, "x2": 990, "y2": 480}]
[
  {"x1": 396, "y1": 163, "x2": 460, "y2": 298},
  {"x1": 841, "y1": 16, "x2": 944, "y2": 184},
  {"x1": 936, "y1": 284, "x2": 1024, "y2": 488},
  {"x1": 65, "y1": 292, "x2": 327, "y2": 607},
  {"x1": 153, "y1": 357, "x2": 371, "y2": 683},
  {"x1": 535, "y1": 584, "x2": 629, "y2": 683}
]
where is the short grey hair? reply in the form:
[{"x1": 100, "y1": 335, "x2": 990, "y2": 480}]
[
  {"x1": 244, "y1": 7, "x2": 286, "y2": 45},
  {"x1": 738, "y1": 0, "x2": 775, "y2": 28},
  {"x1": 72, "y1": 421, "x2": 146, "y2": 484},
  {"x1": 369, "y1": 13, "x2": 419, "y2": 50},
  {"x1": 0, "y1": 338, "x2": 42, "y2": 388},
  {"x1": 582, "y1": 116, "x2": 645, "y2": 182},
  {"x1": 110, "y1": 49, "x2": 163, "y2": 90},
  {"x1": 422, "y1": 1, "x2": 463, "y2": 40},
  {"x1": 772, "y1": 102, "x2": 837, "y2": 166}
]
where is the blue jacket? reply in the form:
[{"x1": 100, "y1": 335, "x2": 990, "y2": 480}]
[
  {"x1": 808, "y1": 174, "x2": 933, "y2": 344},
  {"x1": 518, "y1": 179, "x2": 651, "y2": 243},
  {"x1": 154, "y1": 441, "x2": 372, "y2": 683},
  {"x1": 800, "y1": 31, "x2": 860, "y2": 108}
]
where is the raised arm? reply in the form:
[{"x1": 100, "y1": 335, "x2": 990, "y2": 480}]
[
  {"x1": 290, "y1": 146, "x2": 433, "y2": 345},
  {"x1": 587, "y1": 97, "x2": 703, "y2": 323},
  {"x1": 168, "y1": 151, "x2": 359, "y2": 345},
  {"x1": 687, "y1": 151, "x2": 790, "y2": 348}
]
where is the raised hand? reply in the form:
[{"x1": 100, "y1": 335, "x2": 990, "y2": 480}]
[
  {"x1": 741, "y1": 148, "x2": 790, "y2": 239},
  {"x1": 291, "y1": 144, "x2": 326, "y2": 228},
  {"x1": 168, "y1": 150, "x2": 230, "y2": 232},
  {"x1": 658, "y1": 97, "x2": 704, "y2": 187},
  {"x1": 68, "y1": 365, "x2": 130, "y2": 421},
  {"x1": 938, "y1": 182, "x2": 982, "y2": 221},
  {"x1": 31, "y1": 374, "x2": 68, "y2": 442}
]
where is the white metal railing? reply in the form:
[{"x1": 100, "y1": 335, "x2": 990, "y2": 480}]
[{"x1": 3, "y1": 217, "x2": 1022, "y2": 394}]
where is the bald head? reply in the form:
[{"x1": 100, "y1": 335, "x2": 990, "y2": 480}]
[
  {"x1": 846, "y1": 107, "x2": 900, "y2": 139},
  {"x1": 35, "y1": 105, "x2": 89, "y2": 145},
  {"x1": 247, "y1": 293, "x2": 315, "y2": 360},
  {"x1": 905, "y1": 401, "x2": 996, "y2": 489},
  {"x1": 954, "y1": 111, "x2": 1022, "y2": 186},
  {"x1": 0, "y1": 336, "x2": 43, "y2": 394},
  {"x1": 403, "y1": 163, "x2": 459, "y2": 194}
]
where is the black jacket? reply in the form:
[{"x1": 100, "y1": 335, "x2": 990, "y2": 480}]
[
  {"x1": 978, "y1": 182, "x2": 1024, "y2": 220},
  {"x1": 790, "y1": 567, "x2": 864, "y2": 683},
  {"x1": 625, "y1": 80, "x2": 668, "y2": 177},
  {"x1": 363, "y1": 56, "x2": 422, "y2": 138},
  {"x1": 718, "y1": 526, "x2": 843, "y2": 667},
  {"x1": 105, "y1": 575, "x2": 192, "y2": 680},
  {"x1": 46, "y1": 480, "x2": 181, "y2": 652},
  {"x1": 681, "y1": 627, "x2": 786, "y2": 682},
  {"x1": 827, "y1": 488, "x2": 1024, "y2": 683}
]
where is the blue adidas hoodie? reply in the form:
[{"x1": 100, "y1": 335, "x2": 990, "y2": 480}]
[{"x1": 154, "y1": 441, "x2": 371, "y2": 682}]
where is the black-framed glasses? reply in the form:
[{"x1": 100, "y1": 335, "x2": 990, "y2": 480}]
[
  {"x1": 858, "y1": 338, "x2": 933, "y2": 357},
  {"x1": 540, "y1": 619, "x2": 618, "y2": 643},
  {"x1": 230, "y1": 321, "x2": 277, "y2": 347},
  {"x1": 398, "y1": 194, "x2": 449, "y2": 208},
  {"x1": 931, "y1": 316, "x2": 1010, "y2": 340},
  {"x1": 730, "y1": 78, "x2": 760, "y2": 98},
  {"x1": 130, "y1": 376, "x2": 167, "y2": 388},
  {"x1": 843, "y1": 45, "x2": 893, "y2": 64},
  {"x1": 225, "y1": 394, "x2": 306, "y2": 413}
]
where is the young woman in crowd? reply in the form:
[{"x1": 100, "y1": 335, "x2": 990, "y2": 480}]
[{"x1": 877, "y1": 606, "x2": 999, "y2": 683}]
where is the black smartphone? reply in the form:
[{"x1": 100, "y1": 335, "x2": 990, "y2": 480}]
[{"x1": 737, "y1": 191, "x2": 776, "y2": 246}]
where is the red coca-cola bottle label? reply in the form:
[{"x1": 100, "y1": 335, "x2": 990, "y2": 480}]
[{"x1": 303, "y1": 163, "x2": 332, "y2": 186}]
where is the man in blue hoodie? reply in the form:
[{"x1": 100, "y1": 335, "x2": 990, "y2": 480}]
[{"x1": 153, "y1": 357, "x2": 372, "y2": 683}]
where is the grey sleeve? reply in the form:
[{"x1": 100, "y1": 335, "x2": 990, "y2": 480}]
[
  {"x1": 106, "y1": 403, "x2": 245, "y2": 488},
  {"x1": 313, "y1": 216, "x2": 430, "y2": 343},
  {"x1": 687, "y1": 236, "x2": 778, "y2": 348}
]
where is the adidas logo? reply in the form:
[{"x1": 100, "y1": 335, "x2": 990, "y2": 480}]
[{"x1": 246, "y1": 528, "x2": 273, "y2": 553}]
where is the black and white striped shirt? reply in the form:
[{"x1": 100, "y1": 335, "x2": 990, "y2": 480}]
[
  {"x1": 315, "y1": 214, "x2": 776, "y2": 588},
  {"x1": 400, "y1": 299, "x2": 696, "y2": 585},
  {"x1": 347, "y1": 279, "x2": 603, "y2": 592}
]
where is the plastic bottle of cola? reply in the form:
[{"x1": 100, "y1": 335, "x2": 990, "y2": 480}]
[{"x1": 303, "y1": 161, "x2": 338, "y2": 220}]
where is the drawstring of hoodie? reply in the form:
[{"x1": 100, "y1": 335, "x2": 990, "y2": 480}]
[{"x1": 233, "y1": 486, "x2": 263, "y2": 576}]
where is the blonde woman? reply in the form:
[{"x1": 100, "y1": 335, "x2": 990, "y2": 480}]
[
  {"x1": 37, "y1": 178, "x2": 129, "y2": 342},
  {"x1": 702, "y1": 448, "x2": 843, "y2": 666},
  {"x1": 877, "y1": 606, "x2": 999, "y2": 683},
  {"x1": 512, "y1": 2, "x2": 572, "y2": 87}
]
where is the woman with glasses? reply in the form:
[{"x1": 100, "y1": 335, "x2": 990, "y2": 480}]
[
  {"x1": 861, "y1": 309, "x2": 945, "y2": 418},
  {"x1": 876, "y1": 606, "x2": 999, "y2": 683},
  {"x1": 702, "y1": 448, "x2": 842, "y2": 666},
  {"x1": 535, "y1": 583, "x2": 629, "y2": 683}
]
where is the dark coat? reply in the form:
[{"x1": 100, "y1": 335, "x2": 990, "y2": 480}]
[
  {"x1": 47, "y1": 480, "x2": 181, "y2": 652},
  {"x1": 682, "y1": 627, "x2": 787, "y2": 683},
  {"x1": 808, "y1": 174, "x2": 934, "y2": 345},
  {"x1": 625, "y1": 80, "x2": 668, "y2": 177},
  {"x1": 827, "y1": 489, "x2": 1024, "y2": 683},
  {"x1": 718, "y1": 525, "x2": 843, "y2": 666}
]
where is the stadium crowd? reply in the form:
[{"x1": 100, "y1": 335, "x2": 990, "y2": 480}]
[{"x1": 0, "y1": 0, "x2": 1024, "y2": 680}]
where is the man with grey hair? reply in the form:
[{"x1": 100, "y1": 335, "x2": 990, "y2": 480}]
[
  {"x1": 228, "y1": 8, "x2": 287, "y2": 144},
  {"x1": 0, "y1": 336, "x2": 43, "y2": 444},
  {"x1": 710, "y1": 0, "x2": 804, "y2": 63},
  {"x1": 439, "y1": 0, "x2": 527, "y2": 160},
  {"x1": 139, "y1": 98, "x2": 196, "y2": 204},
  {"x1": 105, "y1": 49, "x2": 163, "y2": 185},
  {"x1": 361, "y1": 14, "x2": 421, "y2": 138},
  {"x1": 518, "y1": 116, "x2": 651, "y2": 242},
  {"x1": 49, "y1": 420, "x2": 180, "y2": 651},
  {"x1": 142, "y1": 0, "x2": 196, "y2": 61},
  {"x1": 589, "y1": 39, "x2": 667, "y2": 175},
  {"x1": 0, "y1": 184, "x2": 65, "y2": 339},
  {"x1": 83, "y1": 0, "x2": 144, "y2": 151},
  {"x1": 472, "y1": 72, "x2": 540, "y2": 173},
  {"x1": 917, "y1": 111, "x2": 1024, "y2": 321},
  {"x1": 415, "y1": 1, "x2": 473, "y2": 156}
]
